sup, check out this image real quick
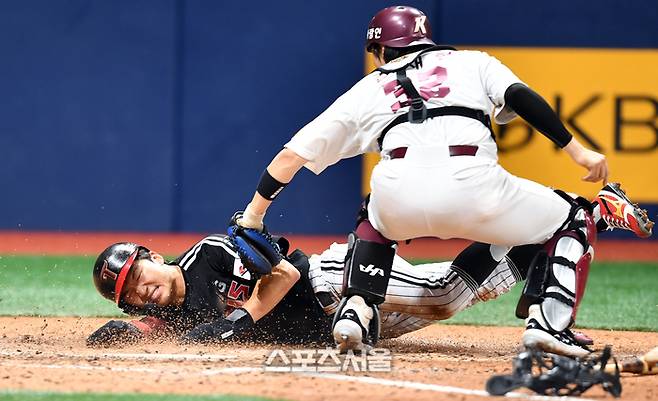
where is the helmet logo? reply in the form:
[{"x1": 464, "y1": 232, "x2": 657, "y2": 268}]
[
  {"x1": 414, "y1": 16, "x2": 427, "y2": 34},
  {"x1": 367, "y1": 27, "x2": 383, "y2": 40},
  {"x1": 100, "y1": 260, "x2": 118, "y2": 281}
]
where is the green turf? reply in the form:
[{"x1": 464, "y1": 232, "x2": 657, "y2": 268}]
[
  {"x1": 0, "y1": 255, "x2": 118, "y2": 317},
  {"x1": 0, "y1": 390, "x2": 287, "y2": 401},
  {"x1": 444, "y1": 262, "x2": 658, "y2": 331},
  {"x1": 0, "y1": 255, "x2": 656, "y2": 331}
]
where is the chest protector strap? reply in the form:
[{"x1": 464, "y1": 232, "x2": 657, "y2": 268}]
[{"x1": 375, "y1": 45, "x2": 494, "y2": 150}]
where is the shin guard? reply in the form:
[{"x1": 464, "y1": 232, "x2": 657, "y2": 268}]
[
  {"x1": 342, "y1": 232, "x2": 396, "y2": 305},
  {"x1": 517, "y1": 197, "x2": 596, "y2": 331},
  {"x1": 540, "y1": 207, "x2": 595, "y2": 331}
]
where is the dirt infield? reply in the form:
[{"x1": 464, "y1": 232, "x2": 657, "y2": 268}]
[{"x1": 1, "y1": 317, "x2": 656, "y2": 400}]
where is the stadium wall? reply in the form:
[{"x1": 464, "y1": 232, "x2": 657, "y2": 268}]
[{"x1": 0, "y1": 0, "x2": 655, "y2": 236}]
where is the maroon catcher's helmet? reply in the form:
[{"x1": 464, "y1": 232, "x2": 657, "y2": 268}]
[
  {"x1": 366, "y1": 6, "x2": 435, "y2": 49},
  {"x1": 93, "y1": 242, "x2": 146, "y2": 304}
]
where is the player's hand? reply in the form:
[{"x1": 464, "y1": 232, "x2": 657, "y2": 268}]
[
  {"x1": 234, "y1": 204, "x2": 264, "y2": 231},
  {"x1": 563, "y1": 138, "x2": 609, "y2": 184},
  {"x1": 86, "y1": 320, "x2": 143, "y2": 348},
  {"x1": 180, "y1": 308, "x2": 254, "y2": 344}
]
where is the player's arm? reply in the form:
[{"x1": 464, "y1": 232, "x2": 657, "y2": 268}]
[
  {"x1": 180, "y1": 259, "x2": 300, "y2": 344},
  {"x1": 241, "y1": 258, "x2": 301, "y2": 320},
  {"x1": 503, "y1": 83, "x2": 608, "y2": 184},
  {"x1": 86, "y1": 316, "x2": 168, "y2": 347}
]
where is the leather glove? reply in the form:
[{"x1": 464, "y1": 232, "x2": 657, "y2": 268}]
[
  {"x1": 86, "y1": 320, "x2": 143, "y2": 347},
  {"x1": 180, "y1": 308, "x2": 254, "y2": 344}
]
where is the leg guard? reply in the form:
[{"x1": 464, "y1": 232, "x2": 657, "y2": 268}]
[
  {"x1": 521, "y1": 198, "x2": 597, "y2": 357},
  {"x1": 515, "y1": 250, "x2": 550, "y2": 319},
  {"x1": 333, "y1": 204, "x2": 396, "y2": 350},
  {"x1": 518, "y1": 192, "x2": 597, "y2": 331},
  {"x1": 342, "y1": 231, "x2": 396, "y2": 305}
]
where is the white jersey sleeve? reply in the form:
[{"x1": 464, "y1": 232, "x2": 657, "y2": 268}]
[
  {"x1": 478, "y1": 52, "x2": 524, "y2": 124},
  {"x1": 284, "y1": 77, "x2": 382, "y2": 175}
]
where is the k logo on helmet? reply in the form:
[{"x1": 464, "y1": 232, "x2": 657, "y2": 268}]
[{"x1": 414, "y1": 16, "x2": 427, "y2": 34}]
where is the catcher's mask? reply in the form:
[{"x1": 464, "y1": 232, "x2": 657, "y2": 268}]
[
  {"x1": 366, "y1": 6, "x2": 435, "y2": 51},
  {"x1": 93, "y1": 242, "x2": 150, "y2": 304}
]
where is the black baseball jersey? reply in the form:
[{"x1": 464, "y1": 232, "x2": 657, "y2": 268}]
[
  {"x1": 132, "y1": 235, "x2": 333, "y2": 343},
  {"x1": 134, "y1": 235, "x2": 257, "y2": 333},
  {"x1": 249, "y1": 249, "x2": 334, "y2": 344}
]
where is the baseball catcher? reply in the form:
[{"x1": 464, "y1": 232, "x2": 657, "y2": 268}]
[{"x1": 228, "y1": 4, "x2": 638, "y2": 358}]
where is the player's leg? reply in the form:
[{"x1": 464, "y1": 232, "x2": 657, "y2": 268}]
[
  {"x1": 372, "y1": 182, "x2": 651, "y2": 345},
  {"x1": 388, "y1": 166, "x2": 597, "y2": 357},
  {"x1": 515, "y1": 190, "x2": 597, "y2": 357},
  {"x1": 379, "y1": 312, "x2": 434, "y2": 339},
  {"x1": 332, "y1": 199, "x2": 397, "y2": 352},
  {"x1": 367, "y1": 158, "x2": 572, "y2": 246},
  {"x1": 375, "y1": 243, "x2": 529, "y2": 339},
  {"x1": 380, "y1": 243, "x2": 520, "y2": 319}
]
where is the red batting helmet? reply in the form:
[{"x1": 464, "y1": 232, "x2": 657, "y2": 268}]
[
  {"x1": 93, "y1": 242, "x2": 147, "y2": 304},
  {"x1": 366, "y1": 6, "x2": 435, "y2": 49}
]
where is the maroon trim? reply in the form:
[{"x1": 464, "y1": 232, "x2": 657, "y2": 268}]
[
  {"x1": 389, "y1": 147, "x2": 408, "y2": 159},
  {"x1": 355, "y1": 219, "x2": 392, "y2": 244},
  {"x1": 448, "y1": 145, "x2": 478, "y2": 156},
  {"x1": 388, "y1": 145, "x2": 478, "y2": 160}
]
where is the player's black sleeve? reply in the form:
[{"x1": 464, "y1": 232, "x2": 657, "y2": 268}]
[
  {"x1": 172, "y1": 234, "x2": 237, "y2": 276},
  {"x1": 504, "y1": 83, "x2": 573, "y2": 148},
  {"x1": 202, "y1": 242, "x2": 239, "y2": 276}
]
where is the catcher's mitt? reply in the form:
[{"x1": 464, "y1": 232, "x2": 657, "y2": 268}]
[
  {"x1": 486, "y1": 345, "x2": 621, "y2": 398},
  {"x1": 228, "y1": 211, "x2": 284, "y2": 275}
]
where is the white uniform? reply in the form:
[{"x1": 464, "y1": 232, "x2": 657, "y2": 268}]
[
  {"x1": 307, "y1": 243, "x2": 521, "y2": 339},
  {"x1": 285, "y1": 50, "x2": 569, "y2": 247}
]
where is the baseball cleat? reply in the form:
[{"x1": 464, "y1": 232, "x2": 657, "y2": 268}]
[
  {"x1": 332, "y1": 295, "x2": 373, "y2": 354},
  {"x1": 595, "y1": 182, "x2": 654, "y2": 238},
  {"x1": 568, "y1": 329, "x2": 594, "y2": 346},
  {"x1": 522, "y1": 305, "x2": 591, "y2": 358}
]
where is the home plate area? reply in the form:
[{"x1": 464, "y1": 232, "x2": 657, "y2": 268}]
[{"x1": 1, "y1": 317, "x2": 656, "y2": 401}]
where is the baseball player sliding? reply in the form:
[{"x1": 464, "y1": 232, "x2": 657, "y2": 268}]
[
  {"x1": 88, "y1": 234, "x2": 517, "y2": 346},
  {"x1": 230, "y1": 5, "x2": 650, "y2": 358},
  {"x1": 87, "y1": 185, "x2": 651, "y2": 349}
]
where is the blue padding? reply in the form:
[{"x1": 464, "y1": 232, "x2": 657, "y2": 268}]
[{"x1": 440, "y1": 0, "x2": 658, "y2": 48}]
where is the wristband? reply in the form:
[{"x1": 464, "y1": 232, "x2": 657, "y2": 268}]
[
  {"x1": 256, "y1": 169, "x2": 288, "y2": 200},
  {"x1": 226, "y1": 307, "x2": 255, "y2": 332}
]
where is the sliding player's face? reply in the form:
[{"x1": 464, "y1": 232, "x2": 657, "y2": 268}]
[{"x1": 121, "y1": 254, "x2": 181, "y2": 308}]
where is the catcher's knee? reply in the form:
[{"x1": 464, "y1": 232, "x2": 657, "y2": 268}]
[
  {"x1": 516, "y1": 194, "x2": 596, "y2": 331},
  {"x1": 342, "y1": 231, "x2": 396, "y2": 305}
]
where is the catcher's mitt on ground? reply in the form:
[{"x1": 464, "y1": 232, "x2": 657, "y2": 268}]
[{"x1": 486, "y1": 346, "x2": 622, "y2": 398}]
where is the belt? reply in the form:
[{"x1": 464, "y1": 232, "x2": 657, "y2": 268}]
[{"x1": 389, "y1": 145, "x2": 478, "y2": 159}]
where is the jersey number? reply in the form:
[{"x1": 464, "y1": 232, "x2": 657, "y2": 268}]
[{"x1": 382, "y1": 66, "x2": 450, "y2": 112}]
